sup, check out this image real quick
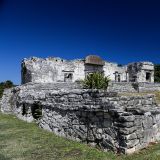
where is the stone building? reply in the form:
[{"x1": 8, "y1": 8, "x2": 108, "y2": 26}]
[
  {"x1": 0, "y1": 55, "x2": 159, "y2": 154},
  {"x1": 21, "y1": 55, "x2": 154, "y2": 84},
  {"x1": 127, "y1": 62, "x2": 154, "y2": 82}
]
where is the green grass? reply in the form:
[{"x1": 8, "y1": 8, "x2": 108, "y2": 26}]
[{"x1": 1, "y1": 113, "x2": 160, "y2": 160}]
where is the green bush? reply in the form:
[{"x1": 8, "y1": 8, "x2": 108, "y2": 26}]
[{"x1": 82, "y1": 72, "x2": 110, "y2": 90}]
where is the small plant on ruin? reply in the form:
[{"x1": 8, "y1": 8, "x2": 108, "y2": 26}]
[{"x1": 82, "y1": 72, "x2": 110, "y2": 90}]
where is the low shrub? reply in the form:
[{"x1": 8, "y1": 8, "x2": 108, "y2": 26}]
[{"x1": 82, "y1": 72, "x2": 110, "y2": 90}]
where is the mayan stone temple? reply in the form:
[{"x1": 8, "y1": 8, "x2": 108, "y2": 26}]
[
  {"x1": 21, "y1": 55, "x2": 154, "y2": 84},
  {"x1": 1, "y1": 55, "x2": 160, "y2": 154}
]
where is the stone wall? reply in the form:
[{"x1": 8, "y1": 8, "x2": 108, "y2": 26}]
[
  {"x1": 127, "y1": 62, "x2": 154, "y2": 83},
  {"x1": 108, "y1": 82, "x2": 160, "y2": 93},
  {"x1": 22, "y1": 57, "x2": 85, "y2": 84},
  {"x1": 103, "y1": 62, "x2": 127, "y2": 82},
  {"x1": 22, "y1": 56, "x2": 155, "y2": 84},
  {"x1": 108, "y1": 82, "x2": 136, "y2": 92},
  {"x1": 17, "y1": 81, "x2": 160, "y2": 94},
  {"x1": 139, "y1": 83, "x2": 160, "y2": 92},
  {"x1": 21, "y1": 56, "x2": 128, "y2": 84},
  {"x1": 1, "y1": 84, "x2": 160, "y2": 154},
  {"x1": 0, "y1": 88, "x2": 16, "y2": 114}
]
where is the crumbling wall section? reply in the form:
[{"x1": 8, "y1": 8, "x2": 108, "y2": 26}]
[
  {"x1": 127, "y1": 62, "x2": 154, "y2": 83},
  {"x1": 139, "y1": 83, "x2": 160, "y2": 92},
  {"x1": 103, "y1": 62, "x2": 127, "y2": 82},
  {"x1": 1, "y1": 84, "x2": 160, "y2": 154},
  {"x1": 108, "y1": 82, "x2": 136, "y2": 92},
  {"x1": 21, "y1": 57, "x2": 85, "y2": 84},
  {"x1": 108, "y1": 82, "x2": 160, "y2": 93},
  {"x1": 0, "y1": 88, "x2": 18, "y2": 114},
  {"x1": 21, "y1": 57, "x2": 155, "y2": 84}
]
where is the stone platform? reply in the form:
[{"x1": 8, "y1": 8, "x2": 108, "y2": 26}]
[{"x1": 1, "y1": 83, "x2": 160, "y2": 154}]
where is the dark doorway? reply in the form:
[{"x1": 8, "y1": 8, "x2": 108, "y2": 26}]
[
  {"x1": 118, "y1": 75, "x2": 121, "y2": 82},
  {"x1": 146, "y1": 72, "x2": 151, "y2": 82},
  {"x1": 31, "y1": 104, "x2": 42, "y2": 120},
  {"x1": 64, "y1": 73, "x2": 73, "y2": 82},
  {"x1": 132, "y1": 76, "x2": 137, "y2": 82},
  {"x1": 22, "y1": 104, "x2": 27, "y2": 116},
  {"x1": 114, "y1": 72, "x2": 121, "y2": 82},
  {"x1": 114, "y1": 72, "x2": 118, "y2": 82}
]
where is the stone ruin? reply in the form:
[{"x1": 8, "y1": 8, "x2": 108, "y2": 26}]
[
  {"x1": 1, "y1": 55, "x2": 160, "y2": 154},
  {"x1": 21, "y1": 55, "x2": 154, "y2": 84}
]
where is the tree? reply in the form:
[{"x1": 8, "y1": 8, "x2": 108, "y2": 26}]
[
  {"x1": 4, "y1": 80, "x2": 14, "y2": 88},
  {"x1": 0, "y1": 80, "x2": 15, "y2": 98},
  {"x1": 82, "y1": 72, "x2": 110, "y2": 90},
  {"x1": 154, "y1": 64, "x2": 160, "y2": 82}
]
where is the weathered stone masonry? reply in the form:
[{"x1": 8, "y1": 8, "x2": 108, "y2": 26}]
[
  {"x1": 1, "y1": 83, "x2": 160, "y2": 154},
  {"x1": 0, "y1": 55, "x2": 160, "y2": 154},
  {"x1": 108, "y1": 82, "x2": 160, "y2": 93},
  {"x1": 21, "y1": 55, "x2": 154, "y2": 84}
]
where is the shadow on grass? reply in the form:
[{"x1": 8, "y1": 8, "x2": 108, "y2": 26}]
[{"x1": 0, "y1": 154, "x2": 12, "y2": 160}]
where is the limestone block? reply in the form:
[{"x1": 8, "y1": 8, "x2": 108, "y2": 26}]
[
  {"x1": 119, "y1": 115, "x2": 135, "y2": 122},
  {"x1": 116, "y1": 122, "x2": 134, "y2": 128},
  {"x1": 122, "y1": 139, "x2": 139, "y2": 148},
  {"x1": 119, "y1": 127, "x2": 136, "y2": 135}
]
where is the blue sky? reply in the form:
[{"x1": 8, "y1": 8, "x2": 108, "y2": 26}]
[{"x1": 0, "y1": 0, "x2": 160, "y2": 84}]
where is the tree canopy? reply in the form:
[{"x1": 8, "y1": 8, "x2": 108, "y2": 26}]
[
  {"x1": 154, "y1": 64, "x2": 160, "y2": 82},
  {"x1": 0, "y1": 80, "x2": 15, "y2": 98}
]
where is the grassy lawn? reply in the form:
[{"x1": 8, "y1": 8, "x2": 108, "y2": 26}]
[{"x1": 0, "y1": 114, "x2": 160, "y2": 160}]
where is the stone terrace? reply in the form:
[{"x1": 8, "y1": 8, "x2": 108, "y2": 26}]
[{"x1": 1, "y1": 83, "x2": 160, "y2": 154}]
